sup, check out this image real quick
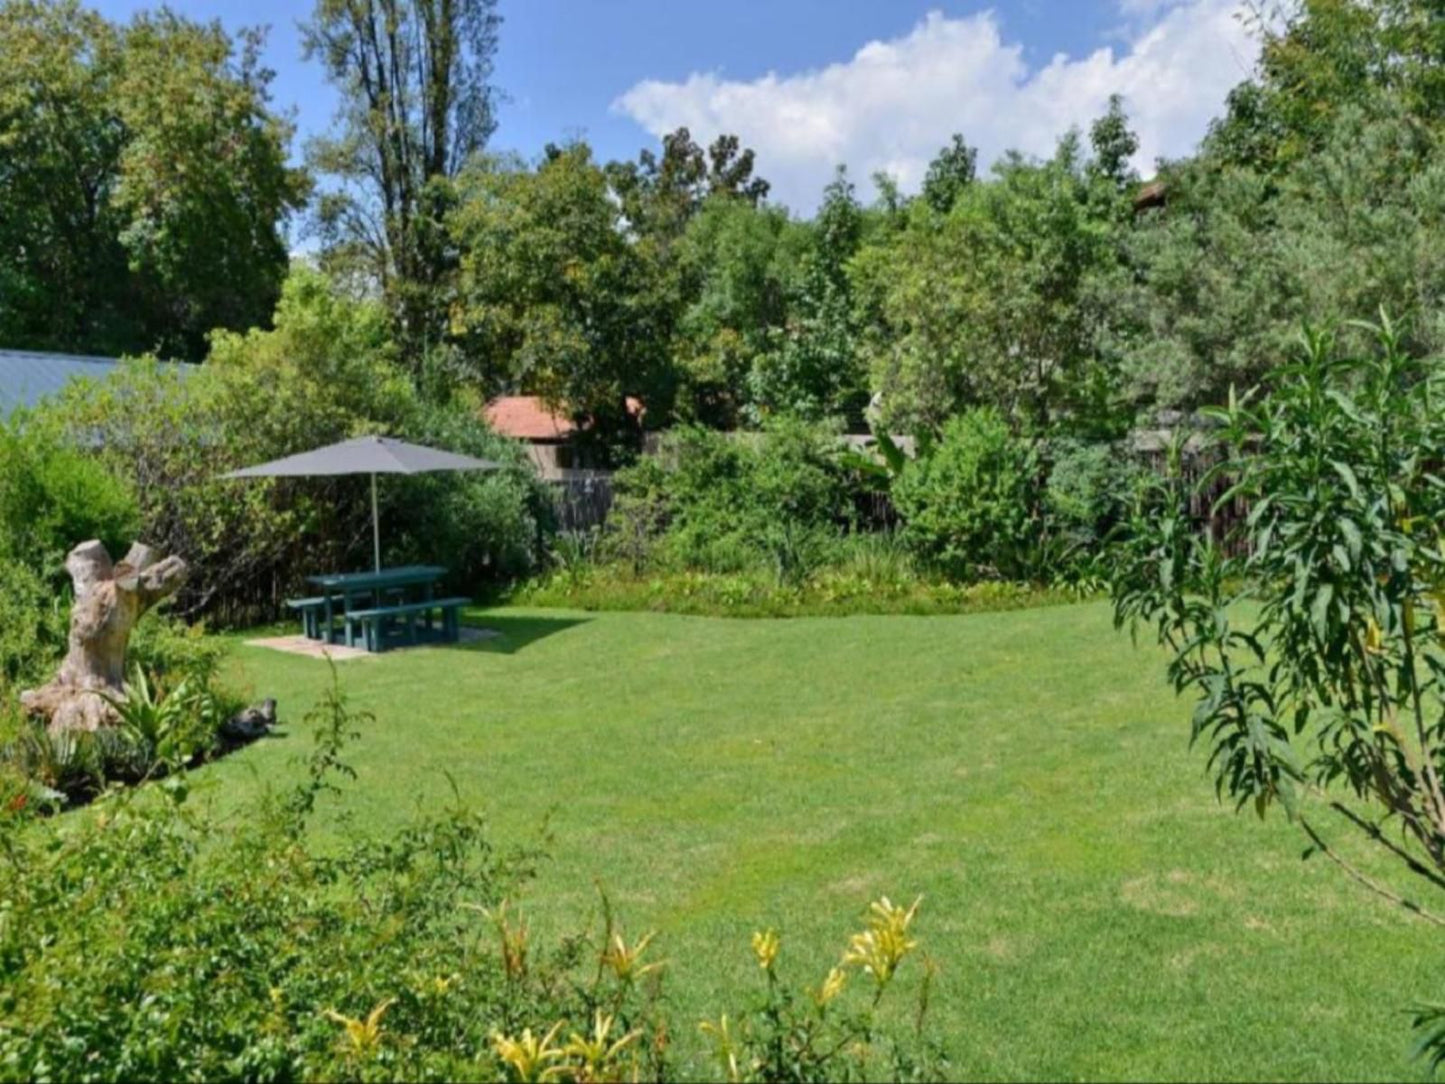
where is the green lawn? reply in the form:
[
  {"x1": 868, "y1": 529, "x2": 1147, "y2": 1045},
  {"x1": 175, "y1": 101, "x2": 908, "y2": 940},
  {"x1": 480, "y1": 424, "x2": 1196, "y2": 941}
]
[{"x1": 209, "y1": 602, "x2": 1437, "y2": 1081}]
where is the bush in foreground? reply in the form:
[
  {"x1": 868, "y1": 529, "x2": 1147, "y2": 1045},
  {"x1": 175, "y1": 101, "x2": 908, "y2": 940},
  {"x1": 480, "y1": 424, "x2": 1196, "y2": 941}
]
[
  {"x1": 0, "y1": 675, "x2": 945, "y2": 1082},
  {"x1": 1112, "y1": 320, "x2": 1445, "y2": 1066}
]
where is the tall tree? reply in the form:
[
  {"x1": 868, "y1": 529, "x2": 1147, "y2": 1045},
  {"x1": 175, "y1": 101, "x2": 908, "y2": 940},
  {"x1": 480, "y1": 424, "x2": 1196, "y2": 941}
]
[
  {"x1": 921, "y1": 133, "x2": 977, "y2": 214},
  {"x1": 449, "y1": 144, "x2": 670, "y2": 459},
  {"x1": 303, "y1": 0, "x2": 502, "y2": 361},
  {"x1": 672, "y1": 197, "x2": 804, "y2": 427},
  {"x1": 748, "y1": 167, "x2": 868, "y2": 425},
  {"x1": 855, "y1": 122, "x2": 1133, "y2": 435},
  {"x1": 0, "y1": 0, "x2": 306, "y2": 360},
  {"x1": 1087, "y1": 94, "x2": 1139, "y2": 188},
  {"x1": 606, "y1": 126, "x2": 770, "y2": 246}
]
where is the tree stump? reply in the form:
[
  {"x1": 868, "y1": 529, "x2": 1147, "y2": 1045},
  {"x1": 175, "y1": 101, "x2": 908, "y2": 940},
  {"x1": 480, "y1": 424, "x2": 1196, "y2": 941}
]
[{"x1": 20, "y1": 540, "x2": 188, "y2": 732}]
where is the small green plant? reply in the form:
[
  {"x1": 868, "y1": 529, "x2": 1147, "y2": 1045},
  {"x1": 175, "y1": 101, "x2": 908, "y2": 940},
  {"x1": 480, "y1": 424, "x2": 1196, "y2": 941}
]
[
  {"x1": 102, "y1": 666, "x2": 224, "y2": 775},
  {"x1": 690, "y1": 896, "x2": 945, "y2": 1083},
  {"x1": 549, "y1": 528, "x2": 602, "y2": 589}
]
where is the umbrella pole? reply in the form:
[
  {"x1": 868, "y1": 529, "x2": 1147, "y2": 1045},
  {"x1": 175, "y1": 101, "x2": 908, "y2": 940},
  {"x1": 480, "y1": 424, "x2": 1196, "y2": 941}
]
[{"x1": 371, "y1": 472, "x2": 381, "y2": 573}]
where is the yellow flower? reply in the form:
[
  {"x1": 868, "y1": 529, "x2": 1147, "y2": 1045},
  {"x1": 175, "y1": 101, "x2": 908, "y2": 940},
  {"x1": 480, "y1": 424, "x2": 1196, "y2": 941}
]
[
  {"x1": 751, "y1": 928, "x2": 780, "y2": 971},
  {"x1": 813, "y1": 965, "x2": 847, "y2": 1008},
  {"x1": 492, "y1": 1023, "x2": 565, "y2": 1083},
  {"x1": 563, "y1": 1010, "x2": 642, "y2": 1082},
  {"x1": 432, "y1": 972, "x2": 460, "y2": 996},
  {"x1": 1365, "y1": 617, "x2": 1385, "y2": 655},
  {"x1": 842, "y1": 895, "x2": 922, "y2": 990},
  {"x1": 698, "y1": 1014, "x2": 743, "y2": 1084},
  {"x1": 322, "y1": 997, "x2": 396, "y2": 1057},
  {"x1": 603, "y1": 928, "x2": 664, "y2": 983}
]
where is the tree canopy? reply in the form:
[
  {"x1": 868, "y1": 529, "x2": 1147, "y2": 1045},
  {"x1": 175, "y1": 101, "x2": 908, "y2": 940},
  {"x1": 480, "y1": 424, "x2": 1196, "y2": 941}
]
[{"x1": 0, "y1": 0, "x2": 307, "y2": 360}]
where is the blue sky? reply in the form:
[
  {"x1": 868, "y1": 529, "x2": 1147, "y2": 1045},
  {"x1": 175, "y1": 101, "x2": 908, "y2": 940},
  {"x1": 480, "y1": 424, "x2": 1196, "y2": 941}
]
[{"x1": 89, "y1": 0, "x2": 1257, "y2": 211}]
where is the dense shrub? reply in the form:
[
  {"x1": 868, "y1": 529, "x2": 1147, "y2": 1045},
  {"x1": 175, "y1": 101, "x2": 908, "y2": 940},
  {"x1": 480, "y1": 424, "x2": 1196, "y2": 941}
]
[
  {"x1": 40, "y1": 270, "x2": 552, "y2": 626},
  {"x1": 0, "y1": 559, "x2": 66, "y2": 691},
  {"x1": 0, "y1": 420, "x2": 138, "y2": 575},
  {"x1": 607, "y1": 420, "x2": 853, "y2": 580},
  {"x1": 1043, "y1": 438, "x2": 1149, "y2": 574},
  {"x1": 0, "y1": 680, "x2": 946, "y2": 1081},
  {"x1": 892, "y1": 409, "x2": 1039, "y2": 580}
]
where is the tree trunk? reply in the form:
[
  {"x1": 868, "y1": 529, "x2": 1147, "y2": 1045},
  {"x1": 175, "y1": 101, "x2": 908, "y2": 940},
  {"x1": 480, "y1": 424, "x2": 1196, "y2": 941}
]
[{"x1": 20, "y1": 540, "x2": 188, "y2": 732}]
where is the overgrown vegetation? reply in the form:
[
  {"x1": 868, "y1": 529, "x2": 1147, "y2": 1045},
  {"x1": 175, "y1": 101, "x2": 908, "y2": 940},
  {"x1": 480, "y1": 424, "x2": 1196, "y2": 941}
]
[{"x1": 521, "y1": 420, "x2": 1124, "y2": 613}]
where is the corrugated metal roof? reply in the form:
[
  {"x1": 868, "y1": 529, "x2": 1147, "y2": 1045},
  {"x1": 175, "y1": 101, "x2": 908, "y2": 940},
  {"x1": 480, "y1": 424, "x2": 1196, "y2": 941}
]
[{"x1": 0, "y1": 348, "x2": 122, "y2": 415}]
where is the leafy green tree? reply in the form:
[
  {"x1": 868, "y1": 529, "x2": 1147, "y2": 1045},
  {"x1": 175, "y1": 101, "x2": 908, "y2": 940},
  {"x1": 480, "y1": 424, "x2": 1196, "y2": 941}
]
[
  {"x1": 449, "y1": 144, "x2": 669, "y2": 459},
  {"x1": 1209, "y1": 0, "x2": 1445, "y2": 174},
  {"x1": 606, "y1": 126, "x2": 770, "y2": 247},
  {"x1": 1125, "y1": 101, "x2": 1445, "y2": 411},
  {"x1": 0, "y1": 0, "x2": 306, "y2": 359},
  {"x1": 111, "y1": 11, "x2": 310, "y2": 359},
  {"x1": 921, "y1": 133, "x2": 977, "y2": 214},
  {"x1": 749, "y1": 167, "x2": 868, "y2": 424},
  {"x1": 600, "y1": 126, "x2": 772, "y2": 429},
  {"x1": 671, "y1": 197, "x2": 805, "y2": 427},
  {"x1": 303, "y1": 0, "x2": 502, "y2": 359},
  {"x1": 855, "y1": 124, "x2": 1131, "y2": 435},
  {"x1": 1087, "y1": 94, "x2": 1139, "y2": 188}
]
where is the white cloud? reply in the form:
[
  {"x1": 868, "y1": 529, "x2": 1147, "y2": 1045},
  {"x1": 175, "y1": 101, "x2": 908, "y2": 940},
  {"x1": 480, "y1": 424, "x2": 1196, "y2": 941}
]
[{"x1": 613, "y1": 1, "x2": 1259, "y2": 212}]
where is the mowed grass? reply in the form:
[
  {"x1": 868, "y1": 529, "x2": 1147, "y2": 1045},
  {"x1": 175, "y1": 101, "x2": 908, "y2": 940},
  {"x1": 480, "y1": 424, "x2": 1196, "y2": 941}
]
[{"x1": 207, "y1": 602, "x2": 1437, "y2": 1081}]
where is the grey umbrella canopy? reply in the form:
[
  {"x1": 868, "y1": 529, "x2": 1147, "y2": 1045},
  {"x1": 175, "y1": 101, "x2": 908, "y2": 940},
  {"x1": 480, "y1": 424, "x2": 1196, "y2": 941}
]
[{"x1": 223, "y1": 435, "x2": 501, "y2": 572}]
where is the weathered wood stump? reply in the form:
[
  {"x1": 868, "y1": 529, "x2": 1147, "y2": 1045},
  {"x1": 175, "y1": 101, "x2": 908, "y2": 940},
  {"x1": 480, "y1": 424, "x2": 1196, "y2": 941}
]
[{"x1": 20, "y1": 540, "x2": 188, "y2": 732}]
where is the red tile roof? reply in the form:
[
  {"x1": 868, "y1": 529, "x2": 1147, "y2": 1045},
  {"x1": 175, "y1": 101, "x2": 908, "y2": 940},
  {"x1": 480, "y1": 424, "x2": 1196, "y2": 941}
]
[
  {"x1": 484, "y1": 395, "x2": 645, "y2": 442},
  {"x1": 484, "y1": 396, "x2": 577, "y2": 441}
]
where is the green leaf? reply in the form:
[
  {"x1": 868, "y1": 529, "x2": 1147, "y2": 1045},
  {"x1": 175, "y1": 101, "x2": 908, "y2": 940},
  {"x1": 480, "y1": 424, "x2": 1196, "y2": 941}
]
[
  {"x1": 1329, "y1": 461, "x2": 1361, "y2": 502},
  {"x1": 1338, "y1": 519, "x2": 1363, "y2": 563}
]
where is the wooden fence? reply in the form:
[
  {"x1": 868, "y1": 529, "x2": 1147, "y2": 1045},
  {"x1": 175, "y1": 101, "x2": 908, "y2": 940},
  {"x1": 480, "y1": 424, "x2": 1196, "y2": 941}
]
[
  {"x1": 1137, "y1": 445, "x2": 1252, "y2": 557},
  {"x1": 549, "y1": 472, "x2": 615, "y2": 531}
]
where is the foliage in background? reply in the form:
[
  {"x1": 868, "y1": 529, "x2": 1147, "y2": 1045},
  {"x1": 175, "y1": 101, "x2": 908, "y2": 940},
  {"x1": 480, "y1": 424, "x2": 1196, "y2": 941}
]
[
  {"x1": 303, "y1": 0, "x2": 502, "y2": 359},
  {"x1": 0, "y1": 0, "x2": 307, "y2": 360},
  {"x1": 449, "y1": 144, "x2": 669, "y2": 460},
  {"x1": 0, "y1": 420, "x2": 139, "y2": 688},
  {"x1": 1044, "y1": 437, "x2": 1150, "y2": 574},
  {"x1": 0, "y1": 560, "x2": 66, "y2": 692},
  {"x1": 606, "y1": 421, "x2": 855, "y2": 583},
  {"x1": 853, "y1": 113, "x2": 1134, "y2": 437},
  {"x1": 0, "y1": 419, "x2": 138, "y2": 576},
  {"x1": 671, "y1": 195, "x2": 806, "y2": 428},
  {"x1": 1111, "y1": 320, "x2": 1445, "y2": 1060},
  {"x1": 748, "y1": 168, "x2": 869, "y2": 426}
]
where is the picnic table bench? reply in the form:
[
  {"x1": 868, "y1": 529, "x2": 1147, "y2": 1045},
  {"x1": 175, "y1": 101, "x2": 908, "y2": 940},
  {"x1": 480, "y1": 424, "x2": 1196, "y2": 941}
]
[
  {"x1": 287, "y1": 565, "x2": 471, "y2": 653},
  {"x1": 346, "y1": 596, "x2": 471, "y2": 653}
]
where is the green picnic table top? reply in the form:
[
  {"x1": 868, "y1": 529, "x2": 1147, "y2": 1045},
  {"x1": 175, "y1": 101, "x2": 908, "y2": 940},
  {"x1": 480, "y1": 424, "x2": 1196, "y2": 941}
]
[{"x1": 307, "y1": 565, "x2": 447, "y2": 592}]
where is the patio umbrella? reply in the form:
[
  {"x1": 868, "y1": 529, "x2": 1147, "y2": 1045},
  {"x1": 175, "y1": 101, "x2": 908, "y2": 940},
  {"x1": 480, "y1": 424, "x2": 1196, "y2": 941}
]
[{"x1": 222, "y1": 435, "x2": 502, "y2": 572}]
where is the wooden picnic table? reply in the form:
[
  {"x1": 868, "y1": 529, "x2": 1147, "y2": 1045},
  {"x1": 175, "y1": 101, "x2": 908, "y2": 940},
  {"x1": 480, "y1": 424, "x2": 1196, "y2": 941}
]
[{"x1": 307, "y1": 565, "x2": 447, "y2": 647}]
